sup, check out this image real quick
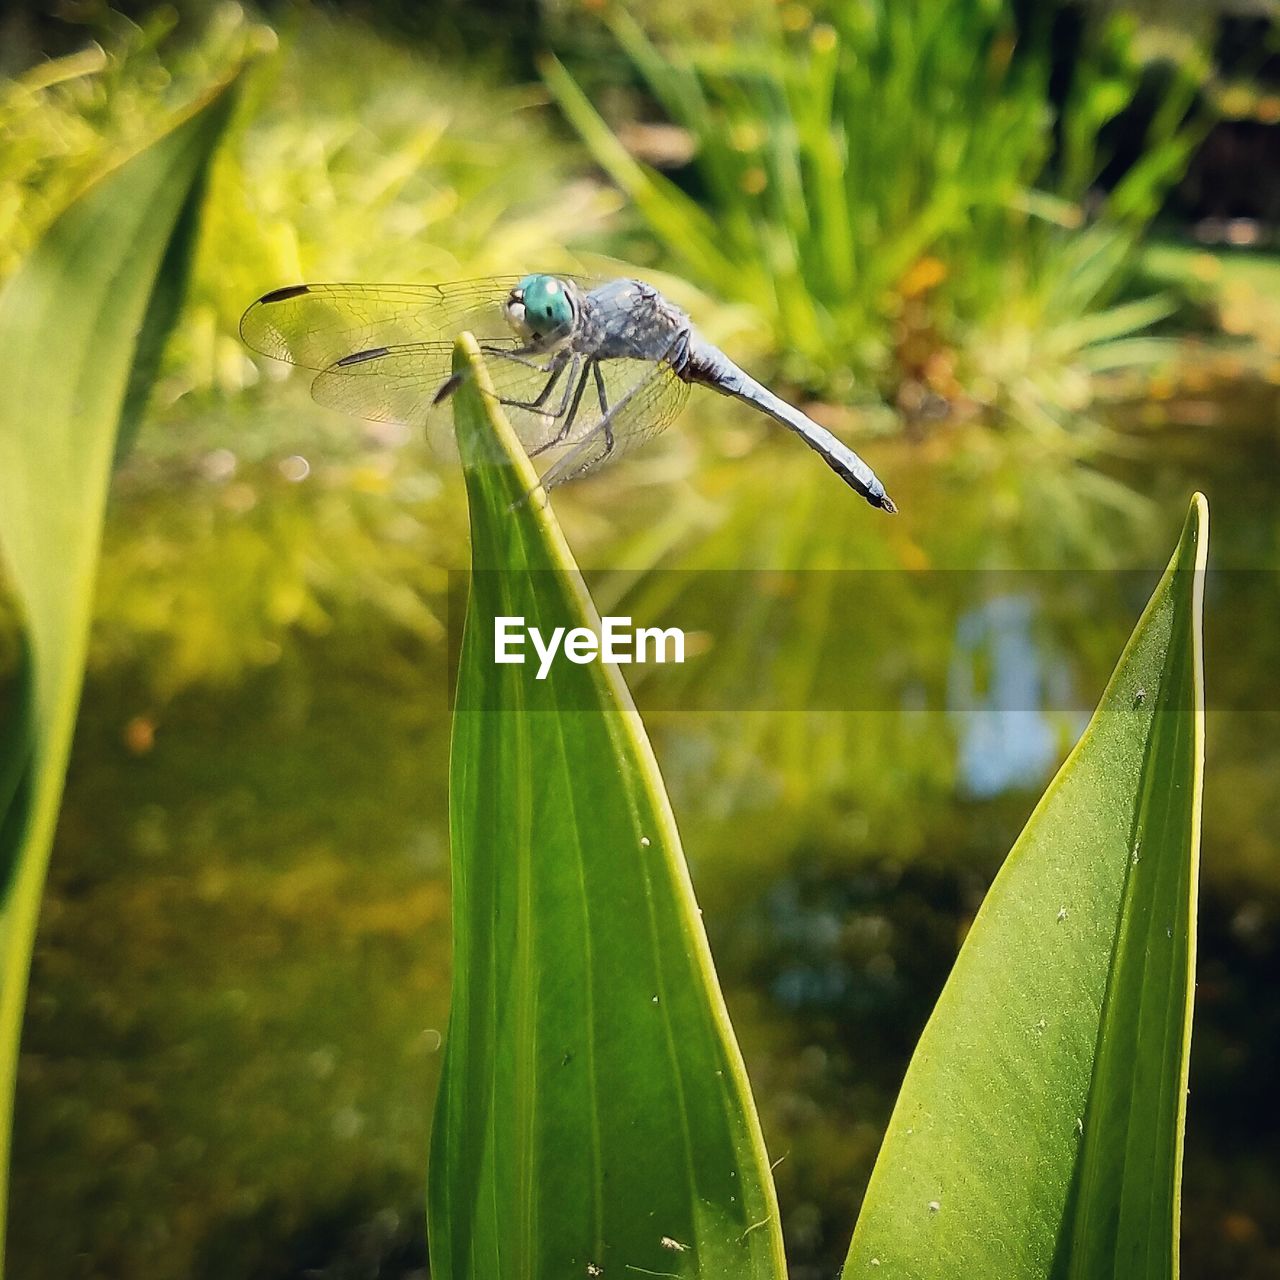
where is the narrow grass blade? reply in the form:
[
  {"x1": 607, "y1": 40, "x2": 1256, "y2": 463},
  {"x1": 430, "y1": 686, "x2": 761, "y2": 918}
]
[
  {"x1": 429, "y1": 335, "x2": 786, "y2": 1279},
  {"x1": 844, "y1": 495, "x2": 1207, "y2": 1278},
  {"x1": 0, "y1": 77, "x2": 240, "y2": 1268},
  {"x1": 539, "y1": 53, "x2": 740, "y2": 286}
]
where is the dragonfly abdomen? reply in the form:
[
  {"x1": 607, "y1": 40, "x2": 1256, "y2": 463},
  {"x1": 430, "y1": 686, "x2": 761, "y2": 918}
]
[{"x1": 685, "y1": 336, "x2": 896, "y2": 513}]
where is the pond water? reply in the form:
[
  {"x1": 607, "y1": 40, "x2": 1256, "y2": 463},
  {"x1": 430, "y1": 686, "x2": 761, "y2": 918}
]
[{"x1": 6, "y1": 368, "x2": 1279, "y2": 1278}]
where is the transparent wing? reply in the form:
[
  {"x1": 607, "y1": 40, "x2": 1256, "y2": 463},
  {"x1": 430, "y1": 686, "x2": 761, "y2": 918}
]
[
  {"x1": 310, "y1": 339, "x2": 504, "y2": 425},
  {"x1": 239, "y1": 275, "x2": 601, "y2": 373},
  {"x1": 240, "y1": 280, "x2": 521, "y2": 371},
  {"x1": 308, "y1": 340, "x2": 603, "y2": 462},
  {"x1": 537, "y1": 356, "x2": 691, "y2": 490},
  {"x1": 266, "y1": 291, "x2": 687, "y2": 480}
]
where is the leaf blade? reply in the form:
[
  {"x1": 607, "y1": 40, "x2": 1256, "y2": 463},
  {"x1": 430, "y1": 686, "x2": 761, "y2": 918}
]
[
  {"x1": 428, "y1": 335, "x2": 787, "y2": 1279},
  {"x1": 0, "y1": 76, "x2": 241, "y2": 1270},
  {"x1": 843, "y1": 496, "x2": 1207, "y2": 1278}
]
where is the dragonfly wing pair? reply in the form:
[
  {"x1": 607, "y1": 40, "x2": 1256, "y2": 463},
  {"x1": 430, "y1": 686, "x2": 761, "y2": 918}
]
[{"x1": 240, "y1": 280, "x2": 688, "y2": 485}]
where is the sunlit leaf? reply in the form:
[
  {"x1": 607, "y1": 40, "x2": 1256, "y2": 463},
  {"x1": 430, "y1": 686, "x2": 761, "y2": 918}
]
[
  {"x1": 0, "y1": 76, "x2": 240, "y2": 1268},
  {"x1": 843, "y1": 495, "x2": 1207, "y2": 1278},
  {"x1": 429, "y1": 334, "x2": 787, "y2": 1279}
]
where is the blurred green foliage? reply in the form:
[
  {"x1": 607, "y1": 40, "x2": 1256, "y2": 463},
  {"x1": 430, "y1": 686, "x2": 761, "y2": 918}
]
[
  {"x1": 0, "y1": 57, "x2": 242, "y2": 1276},
  {"x1": 92, "y1": 420, "x2": 456, "y2": 694},
  {"x1": 0, "y1": 5, "x2": 618, "y2": 400},
  {"x1": 0, "y1": 5, "x2": 262, "y2": 277},
  {"x1": 175, "y1": 16, "x2": 616, "y2": 401},
  {"x1": 546, "y1": 1, "x2": 1208, "y2": 436}
]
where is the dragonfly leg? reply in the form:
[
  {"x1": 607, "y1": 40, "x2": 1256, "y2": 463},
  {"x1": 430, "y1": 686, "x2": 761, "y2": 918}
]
[
  {"x1": 594, "y1": 340, "x2": 682, "y2": 456},
  {"x1": 496, "y1": 352, "x2": 572, "y2": 413},
  {"x1": 434, "y1": 346, "x2": 566, "y2": 407},
  {"x1": 529, "y1": 360, "x2": 592, "y2": 457},
  {"x1": 539, "y1": 355, "x2": 582, "y2": 422},
  {"x1": 514, "y1": 347, "x2": 688, "y2": 505},
  {"x1": 592, "y1": 361, "x2": 610, "y2": 416},
  {"x1": 588, "y1": 361, "x2": 618, "y2": 453},
  {"x1": 479, "y1": 344, "x2": 555, "y2": 372}
]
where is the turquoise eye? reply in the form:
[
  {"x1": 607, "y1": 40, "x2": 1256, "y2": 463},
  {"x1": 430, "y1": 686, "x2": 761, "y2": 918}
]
[{"x1": 517, "y1": 274, "x2": 572, "y2": 332}]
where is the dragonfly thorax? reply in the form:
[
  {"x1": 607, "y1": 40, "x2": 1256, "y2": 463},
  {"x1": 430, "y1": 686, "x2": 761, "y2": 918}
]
[{"x1": 505, "y1": 274, "x2": 579, "y2": 345}]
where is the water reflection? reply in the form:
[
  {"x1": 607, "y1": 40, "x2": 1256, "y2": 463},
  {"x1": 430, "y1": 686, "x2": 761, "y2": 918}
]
[{"x1": 948, "y1": 593, "x2": 1085, "y2": 798}]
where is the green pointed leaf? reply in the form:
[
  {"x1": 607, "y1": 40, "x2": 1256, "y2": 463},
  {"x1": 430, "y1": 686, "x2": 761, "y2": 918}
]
[
  {"x1": 0, "y1": 76, "x2": 241, "y2": 1267},
  {"x1": 429, "y1": 335, "x2": 786, "y2": 1279},
  {"x1": 844, "y1": 495, "x2": 1207, "y2": 1278}
]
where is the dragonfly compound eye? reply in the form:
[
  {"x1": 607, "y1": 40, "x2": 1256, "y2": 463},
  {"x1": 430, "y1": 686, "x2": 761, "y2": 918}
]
[{"x1": 515, "y1": 274, "x2": 572, "y2": 335}]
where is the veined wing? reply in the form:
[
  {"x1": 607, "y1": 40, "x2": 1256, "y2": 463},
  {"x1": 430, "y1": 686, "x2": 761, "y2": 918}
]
[
  {"x1": 310, "y1": 339, "x2": 576, "y2": 451},
  {"x1": 298, "y1": 329, "x2": 688, "y2": 479},
  {"x1": 239, "y1": 280, "x2": 522, "y2": 372},
  {"x1": 307, "y1": 340, "x2": 624, "y2": 463},
  {"x1": 310, "y1": 339, "x2": 502, "y2": 426}
]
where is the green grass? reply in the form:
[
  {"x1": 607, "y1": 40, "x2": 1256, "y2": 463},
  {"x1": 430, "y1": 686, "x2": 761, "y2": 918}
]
[
  {"x1": 0, "y1": 11, "x2": 1268, "y2": 1278},
  {"x1": 545, "y1": 2, "x2": 1207, "y2": 431},
  {"x1": 846, "y1": 496, "x2": 1206, "y2": 1278}
]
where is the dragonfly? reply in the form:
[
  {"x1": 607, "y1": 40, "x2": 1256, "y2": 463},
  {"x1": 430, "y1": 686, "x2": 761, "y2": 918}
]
[{"x1": 240, "y1": 274, "x2": 896, "y2": 512}]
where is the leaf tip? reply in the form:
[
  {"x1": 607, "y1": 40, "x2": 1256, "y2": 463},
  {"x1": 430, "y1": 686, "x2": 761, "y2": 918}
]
[
  {"x1": 1189, "y1": 490, "x2": 1208, "y2": 531},
  {"x1": 1181, "y1": 492, "x2": 1209, "y2": 570},
  {"x1": 450, "y1": 330, "x2": 483, "y2": 380}
]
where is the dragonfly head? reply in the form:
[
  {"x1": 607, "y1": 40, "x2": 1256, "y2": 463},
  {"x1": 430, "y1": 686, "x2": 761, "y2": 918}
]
[{"x1": 506, "y1": 274, "x2": 576, "y2": 344}]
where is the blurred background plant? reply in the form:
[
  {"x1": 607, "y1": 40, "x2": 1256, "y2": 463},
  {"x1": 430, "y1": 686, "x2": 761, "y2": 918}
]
[
  {"x1": 0, "y1": 4, "x2": 253, "y2": 275},
  {"x1": 1, "y1": 0, "x2": 1278, "y2": 1277},
  {"x1": 543, "y1": 1, "x2": 1207, "y2": 437}
]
